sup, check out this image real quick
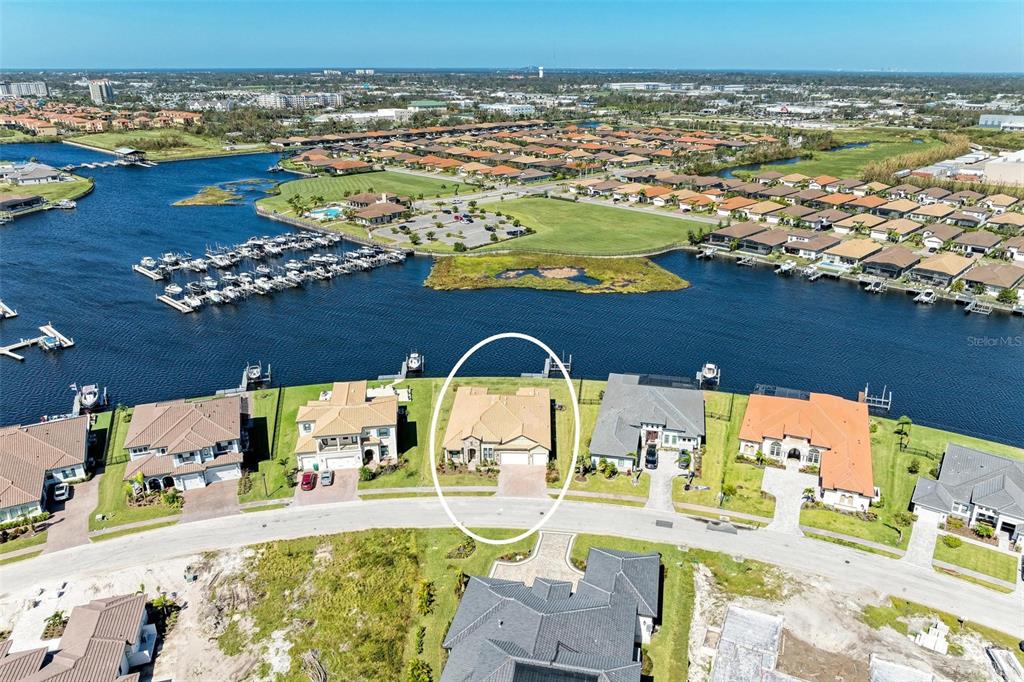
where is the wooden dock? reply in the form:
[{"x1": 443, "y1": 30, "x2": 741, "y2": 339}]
[
  {"x1": 0, "y1": 324, "x2": 74, "y2": 361},
  {"x1": 157, "y1": 295, "x2": 194, "y2": 313},
  {"x1": 133, "y1": 264, "x2": 165, "y2": 281},
  {"x1": 0, "y1": 300, "x2": 16, "y2": 320}
]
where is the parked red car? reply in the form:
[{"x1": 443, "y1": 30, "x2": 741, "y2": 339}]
[{"x1": 300, "y1": 471, "x2": 317, "y2": 491}]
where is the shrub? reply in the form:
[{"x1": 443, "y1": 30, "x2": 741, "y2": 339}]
[
  {"x1": 945, "y1": 516, "x2": 964, "y2": 529},
  {"x1": 415, "y1": 626, "x2": 426, "y2": 655},
  {"x1": 446, "y1": 538, "x2": 476, "y2": 560},
  {"x1": 358, "y1": 466, "x2": 376, "y2": 482},
  {"x1": 0, "y1": 512, "x2": 51, "y2": 532},
  {"x1": 893, "y1": 511, "x2": 916, "y2": 527},
  {"x1": 238, "y1": 471, "x2": 254, "y2": 495},
  {"x1": 453, "y1": 242, "x2": 467, "y2": 252},
  {"x1": 907, "y1": 459, "x2": 921, "y2": 474},
  {"x1": 722, "y1": 484, "x2": 737, "y2": 497},
  {"x1": 942, "y1": 535, "x2": 962, "y2": 549},
  {"x1": 603, "y1": 462, "x2": 618, "y2": 479},
  {"x1": 162, "y1": 489, "x2": 183, "y2": 509},
  {"x1": 407, "y1": 659, "x2": 432, "y2": 682},
  {"x1": 416, "y1": 581, "x2": 436, "y2": 615},
  {"x1": 974, "y1": 524, "x2": 994, "y2": 539}
]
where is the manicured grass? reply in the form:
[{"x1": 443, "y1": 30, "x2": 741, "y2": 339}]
[
  {"x1": 237, "y1": 388, "x2": 288, "y2": 503},
  {"x1": 68, "y1": 129, "x2": 269, "y2": 161},
  {"x1": 173, "y1": 186, "x2": 242, "y2": 206},
  {"x1": 801, "y1": 416, "x2": 1024, "y2": 548},
  {"x1": 557, "y1": 494, "x2": 646, "y2": 508},
  {"x1": 0, "y1": 531, "x2": 48, "y2": 555},
  {"x1": 0, "y1": 549, "x2": 43, "y2": 566},
  {"x1": 739, "y1": 139, "x2": 943, "y2": 179},
  {"x1": 257, "y1": 171, "x2": 470, "y2": 214},
  {"x1": 92, "y1": 520, "x2": 178, "y2": 541},
  {"x1": 425, "y1": 253, "x2": 689, "y2": 294},
  {"x1": 240, "y1": 502, "x2": 290, "y2": 512},
  {"x1": 482, "y1": 197, "x2": 706, "y2": 255},
  {"x1": 0, "y1": 175, "x2": 92, "y2": 205},
  {"x1": 90, "y1": 407, "x2": 181, "y2": 531},
  {"x1": 803, "y1": 532, "x2": 902, "y2": 560},
  {"x1": 673, "y1": 393, "x2": 776, "y2": 518},
  {"x1": 933, "y1": 537, "x2": 1019, "y2": 583},
  {"x1": 934, "y1": 566, "x2": 1015, "y2": 594}
]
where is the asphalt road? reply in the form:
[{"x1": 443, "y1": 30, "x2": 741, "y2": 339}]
[{"x1": 1, "y1": 497, "x2": 1021, "y2": 637}]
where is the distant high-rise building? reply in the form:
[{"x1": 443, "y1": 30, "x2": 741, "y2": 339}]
[
  {"x1": 355, "y1": 68, "x2": 375, "y2": 76},
  {"x1": 0, "y1": 81, "x2": 49, "y2": 97},
  {"x1": 88, "y1": 79, "x2": 114, "y2": 105},
  {"x1": 538, "y1": 66, "x2": 544, "y2": 79}
]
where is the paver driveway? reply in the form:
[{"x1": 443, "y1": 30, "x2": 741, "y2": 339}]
[
  {"x1": 497, "y1": 464, "x2": 548, "y2": 498},
  {"x1": 293, "y1": 469, "x2": 358, "y2": 506},
  {"x1": 490, "y1": 532, "x2": 584, "y2": 587},
  {"x1": 181, "y1": 481, "x2": 240, "y2": 523},
  {"x1": 44, "y1": 477, "x2": 100, "y2": 553}
]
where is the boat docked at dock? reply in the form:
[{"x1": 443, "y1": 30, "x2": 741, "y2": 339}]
[
  {"x1": 164, "y1": 283, "x2": 183, "y2": 296},
  {"x1": 696, "y1": 362, "x2": 720, "y2": 388},
  {"x1": 914, "y1": 289, "x2": 937, "y2": 305}
]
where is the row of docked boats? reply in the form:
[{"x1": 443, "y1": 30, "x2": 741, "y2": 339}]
[
  {"x1": 135, "y1": 231, "x2": 345, "y2": 278},
  {"x1": 158, "y1": 247, "x2": 406, "y2": 313}
]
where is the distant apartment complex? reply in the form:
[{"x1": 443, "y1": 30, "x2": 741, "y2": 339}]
[
  {"x1": 88, "y1": 78, "x2": 115, "y2": 105},
  {"x1": 0, "y1": 81, "x2": 48, "y2": 97},
  {"x1": 256, "y1": 92, "x2": 345, "y2": 109},
  {"x1": 479, "y1": 102, "x2": 536, "y2": 116}
]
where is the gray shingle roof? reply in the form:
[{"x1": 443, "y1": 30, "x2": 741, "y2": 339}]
[
  {"x1": 911, "y1": 443, "x2": 1024, "y2": 518},
  {"x1": 441, "y1": 548, "x2": 659, "y2": 682},
  {"x1": 589, "y1": 374, "x2": 705, "y2": 459}
]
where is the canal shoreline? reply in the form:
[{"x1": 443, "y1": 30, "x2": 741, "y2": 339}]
[{"x1": 60, "y1": 138, "x2": 276, "y2": 164}]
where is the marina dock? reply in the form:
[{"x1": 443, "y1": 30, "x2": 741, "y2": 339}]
[
  {"x1": 0, "y1": 324, "x2": 74, "y2": 361},
  {"x1": 157, "y1": 295, "x2": 195, "y2": 313},
  {"x1": 133, "y1": 264, "x2": 166, "y2": 281},
  {"x1": 0, "y1": 300, "x2": 16, "y2": 319}
]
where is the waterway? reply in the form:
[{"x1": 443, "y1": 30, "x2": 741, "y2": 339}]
[
  {"x1": 2, "y1": 143, "x2": 1022, "y2": 445},
  {"x1": 717, "y1": 142, "x2": 871, "y2": 179}
]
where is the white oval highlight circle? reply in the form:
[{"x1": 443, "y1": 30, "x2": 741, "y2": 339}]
[{"x1": 428, "y1": 332, "x2": 580, "y2": 546}]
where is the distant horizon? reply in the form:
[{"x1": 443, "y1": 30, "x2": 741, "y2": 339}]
[{"x1": 3, "y1": 0, "x2": 1022, "y2": 73}]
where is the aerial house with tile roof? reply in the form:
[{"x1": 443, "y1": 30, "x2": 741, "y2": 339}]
[
  {"x1": 122, "y1": 395, "x2": 245, "y2": 492},
  {"x1": 294, "y1": 380, "x2": 398, "y2": 471},
  {"x1": 442, "y1": 386, "x2": 552, "y2": 467},
  {"x1": 0, "y1": 416, "x2": 89, "y2": 522},
  {"x1": 739, "y1": 392, "x2": 877, "y2": 511}
]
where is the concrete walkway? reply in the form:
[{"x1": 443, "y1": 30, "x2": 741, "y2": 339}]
[
  {"x1": 645, "y1": 456, "x2": 682, "y2": 512},
  {"x1": 490, "y1": 531, "x2": 584, "y2": 587},
  {"x1": 902, "y1": 508, "x2": 943, "y2": 569},
  {"x1": 44, "y1": 477, "x2": 99, "y2": 553},
  {"x1": 761, "y1": 463, "x2": 817, "y2": 536}
]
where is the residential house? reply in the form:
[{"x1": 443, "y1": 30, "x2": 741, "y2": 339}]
[
  {"x1": 791, "y1": 188, "x2": 827, "y2": 204},
  {"x1": 741, "y1": 200, "x2": 786, "y2": 223},
  {"x1": 803, "y1": 209, "x2": 850, "y2": 230},
  {"x1": 707, "y1": 221, "x2": 766, "y2": 247},
  {"x1": 952, "y1": 229, "x2": 1002, "y2": 255},
  {"x1": 711, "y1": 606, "x2": 786, "y2": 682},
  {"x1": 0, "y1": 416, "x2": 89, "y2": 522},
  {"x1": 442, "y1": 387, "x2": 551, "y2": 467},
  {"x1": 911, "y1": 444, "x2": 1024, "y2": 543},
  {"x1": 294, "y1": 381, "x2": 399, "y2": 471},
  {"x1": 778, "y1": 172, "x2": 809, "y2": 187},
  {"x1": 915, "y1": 187, "x2": 951, "y2": 204},
  {"x1": 753, "y1": 170, "x2": 784, "y2": 184},
  {"x1": 832, "y1": 213, "x2": 885, "y2": 235},
  {"x1": 589, "y1": 373, "x2": 705, "y2": 473},
  {"x1": 716, "y1": 196, "x2": 757, "y2": 217},
  {"x1": 821, "y1": 238, "x2": 883, "y2": 271},
  {"x1": 961, "y1": 263, "x2": 1024, "y2": 298},
  {"x1": 869, "y1": 218, "x2": 922, "y2": 243},
  {"x1": 942, "y1": 190, "x2": 984, "y2": 207},
  {"x1": 876, "y1": 199, "x2": 920, "y2": 218},
  {"x1": 846, "y1": 194, "x2": 889, "y2": 212},
  {"x1": 808, "y1": 175, "x2": 840, "y2": 190},
  {"x1": 910, "y1": 253, "x2": 974, "y2": 287},
  {"x1": 738, "y1": 392, "x2": 877, "y2": 511},
  {"x1": 345, "y1": 191, "x2": 408, "y2": 209},
  {"x1": 908, "y1": 203, "x2": 955, "y2": 223},
  {"x1": 353, "y1": 201, "x2": 407, "y2": 225},
  {"x1": 441, "y1": 547, "x2": 660, "y2": 682},
  {"x1": 783, "y1": 233, "x2": 840, "y2": 259},
  {"x1": 982, "y1": 193, "x2": 1018, "y2": 214},
  {"x1": 739, "y1": 229, "x2": 790, "y2": 254},
  {"x1": 854, "y1": 181, "x2": 890, "y2": 197},
  {"x1": 885, "y1": 184, "x2": 921, "y2": 200},
  {"x1": 775, "y1": 204, "x2": 817, "y2": 225},
  {"x1": 946, "y1": 211, "x2": 987, "y2": 229},
  {"x1": 987, "y1": 211, "x2": 1024, "y2": 233},
  {"x1": 122, "y1": 395, "x2": 245, "y2": 492},
  {"x1": 1004, "y1": 235, "x2": 1024, "y2": 263},
  {"x1": 861, "y1": 246, "x2": 921, "y2": 279}
]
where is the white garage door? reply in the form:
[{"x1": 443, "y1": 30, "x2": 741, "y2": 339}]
[
  {"x1": 206, "y1": 465, "x2": 241, "y2": 484},
  {"x1": 177, "y1": 473, "x2": 206, "y2": 491},
  {"x1": 325, "y1": 455, "x2": 360, "y2": 470},
  {"x1": 499, "y1": 451, "x2": 532, "y2": 466}
]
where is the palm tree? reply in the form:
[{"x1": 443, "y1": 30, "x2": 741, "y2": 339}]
[{"x1": 896, "y1": 415, "x2": 912, "y2": 450}]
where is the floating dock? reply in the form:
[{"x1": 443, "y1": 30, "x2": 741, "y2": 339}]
[
  {"x1": 133, "y1": 264, "x2": 166, "y2": 281},
  {"x1": 157, "y1": 295, "x2": 195, "y2": 313},
  {"x1": 0, "y1": 300, "x2": 16, "y2": 319},
  {"x1": 0, "y1": 324, "x2": 74, "y2": 361}
]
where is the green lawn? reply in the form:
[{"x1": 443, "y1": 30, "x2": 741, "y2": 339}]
[
  {"x1": 801, "y1": 416, "x2": 1024, "y2": 548},
  {"x1": 0, "y1": 530, "x2": 47, "y2": 555},
  {"x1": 238, "y1": 388, "x2": 288, "y2": 503},
  {"x1": 425, "y1": 253, "x2": 689, "y2": 294},
  {"x1": 933, "y1": 537, "x2": 1019, "y2": 583},
  {"x1": 68, "y1": 129, "x2": 270, "y2": 161},
  {"x1": 257, "y1": 172, "x2": 471, "y2": 214},
  {"x1": 92, "y1": 520, "x2": 178, "y2": 541},
  {"x1": 0, "y1": 549, "x2": 43, "y2": 566},
  {"x1": 673, "y1": 393, "x2": 776, "y2": 518},
  {"x1": 482, "y1": 197, "x2": 707, "y2": 255},
  {"x1": 0, "y1": 175, "x2": 93, "y2": 205},
  {"x1": 90, "y1": 407, "x2": 181, "y2": 531}
]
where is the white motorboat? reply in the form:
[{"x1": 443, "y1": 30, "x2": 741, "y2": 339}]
[
  {"x1": 206, "y1": 290, "x2": 224, "y2": 304},
  {"x1": 407, "y1": 351, "x2": 424, "y2": 373},
  {"x1": 164, "y1": 283, "x2": 183, "y2": 296},
  {"x1": 696, "y1": 362, "x2": 721, "y2": 388},
  {"x1": 914, "y1": 289, "x2": 937, "y2": 305},
  {"x1": 221, "y1": 272, "x2": 238, "y2": 284},
  {"x1": 256, "y1": 264, "x2": 273, "y2": 275},
  {"x1": 140, "y1": 256, "x2": 158, "y2": 268},
  {"x1": 201, "y1": 276, "x2": 219, "y2": 290},
  {"x1": 183, "y1": 294, "x2": 204, "y2": 308}
]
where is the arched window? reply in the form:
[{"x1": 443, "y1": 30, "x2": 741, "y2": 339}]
[
  {"x1": 769, "y1": 441, "x2": 781, "y2": 458},
  {"x1": 808, "y1": 448, "x2": 820, "y2": 464}
]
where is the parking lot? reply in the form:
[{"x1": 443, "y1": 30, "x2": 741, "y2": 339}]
[{"x1": 370, "y1": 204, "x2": 526, "y2": 249}]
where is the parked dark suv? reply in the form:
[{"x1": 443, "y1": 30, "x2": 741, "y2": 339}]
[{"x1": 644, "y1": 446, "x2": 658, "y2": 470}]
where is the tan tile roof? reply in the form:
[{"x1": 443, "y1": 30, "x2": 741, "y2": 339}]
[
  {"x1": 824, "y1": 238, "x2": 882, "y2": 260},
  {"x1": 913, "y1": 252, "x2": 974, "y2": 277},
  {"x1": 442, "y1": 387, "x2": 551, "y2": 451},
  {"x1": 875, "y1": 218, "x2": 923, "y2": 236},
  {"x1": 0, "y1": 416, "x2": 88, "y2": 509},
  {"x1": 123, "y1": 396, "x2": 241, "y2": 455},
  {"x1": 294, "y1": 381, "x2": 397, "y2": 454},
  {"x1": 963, "y1": 263, "x2": 1024, "y2": 288},
  {"x1": 740, "y1": 393, "x2": 874, "y2": 497}
]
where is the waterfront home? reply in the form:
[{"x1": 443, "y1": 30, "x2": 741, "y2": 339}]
[
  {"x1": 740, "y1": 200, "x2": 786, "y2": 223},
  {"x1": 803, "y1": 209, "x2": 849, "y2": 230},
  {"x1": 739, "y1": 229, "x2": 790, "y2": 254},
  {"x1": 912, "y1": 444, "x2": 1023, "y2": 544},
  {"x1": 326, "y1": 158, "x2": 372, "y2": 175},
  {"x1": 0, "y1": 161, "x2": 66, "y2": 185},
  {"x1": 0, "y1": 194, "x2": 45, "y2": 213},
  {"x1": 908, "y1": 203, "x2": 955, "y2": 222},
  {"x1": 783, "y1": 233, "x2": 840, "y2": 259},
  {"x1": 910, "y1": 252, "x2": 974, "y2": 287},
  {"x1": 1004, "y1": 235, "x2": 1024, "y2": 263},
  {"x1": 832, "y1": 213, "x2": 886, "y2": 235},
  {"x1": 739, "y1": 392, "x2": 876, "y2": 511},
  {"x1": 981, "y1": 193, "x2": 1018, "y2": 214},
  {"x1": 122, "y1": 395, "x2": 245, "y2": 492},
  {"x1": 921, "y1": 223, "x2": 964, "y2": 251},
  {"x1": 4, "y1": 593, "x2": 159, "y2": 680},
  {"x1": 707, "y1": 221, "x2": 766, "y2": 247},
  {"x1": 821, "y1": 238, "x2": 882, "y2": 271},
  {"x1": 861, "y1": 246, "x2": 921, "y2": 279},
  {"x1": 352, "y1": 201, "x2": 408, "y2": 225},
  {"x1": 0, "y1": 416, "x2": 89, "y2": 522},
  {"x1": 442, "y1": 386, "x2": 551, "y2": 467},
  {"x1": 952, "y1": 229, "x2": 1002, "y2": 255},
  {"x1": 716, "y1": 196, "x2": 758, "y2": 217},
  {"x1": 876, "y1": 198, "x2": 920, "y2": 218},
  {"x1": 869, "y1": 218, "x2": 923, "y2": 243},
  {"x1": 441, "y1": 547, "x2": 660, "y2": 682},
  {"x1": 589, "y1": 373, "x2": 705, "y2": 473},
  {"x1": 961, "y1": 263, "x2": 1024, "y2": 297},
  {"x1": 294, "y1": 380, "x2": 398, "y2": 471},
  {"x1": 754, "y1": 170, "x2": 784, "y2": 184},
  {"x1": 345, "y1": 191, "x2": 408, "y2": 209}
]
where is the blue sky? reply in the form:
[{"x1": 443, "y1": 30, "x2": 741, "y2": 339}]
[{"x1": 2, "y1": 0, "x2": 1022, "y2": 72}]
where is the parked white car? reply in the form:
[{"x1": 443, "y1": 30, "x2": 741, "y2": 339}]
[{"x1": 52, "y1": 483, "x2": 70, "y2": 502}]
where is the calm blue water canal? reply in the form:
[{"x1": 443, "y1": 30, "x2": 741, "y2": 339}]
[{"x1": 2, "y1": 143, "x2": 1022, "y2": 445}]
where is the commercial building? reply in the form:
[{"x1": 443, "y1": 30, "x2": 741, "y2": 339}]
[
  {"x1": 479, "y1": 102, "x2": 536, "y2": 116},
  {"x1": 0, "y1": 81, "x2": 48, "y2": 97},
  {"x1": 88, "y1": 79, "x2": 114, "y2": 105},
  {"x1": 978, "y1": 113, "x2": 1024, "y2": 130},
  {"x1": 983, "y1": 150, "x2": 1024, "y2": 186}
]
